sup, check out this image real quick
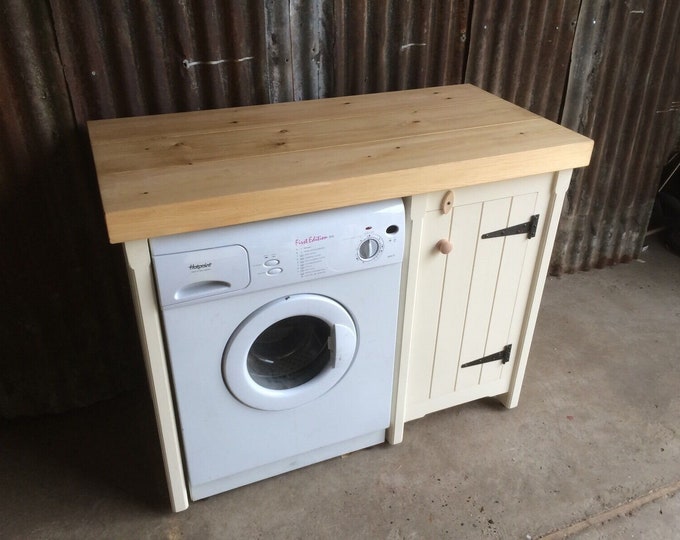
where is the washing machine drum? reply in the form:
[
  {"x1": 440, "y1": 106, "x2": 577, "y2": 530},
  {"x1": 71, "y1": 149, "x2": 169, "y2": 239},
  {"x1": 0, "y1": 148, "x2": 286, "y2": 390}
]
[{"x1": 223, "y1": 294, "x2": 358, "y2": 410}]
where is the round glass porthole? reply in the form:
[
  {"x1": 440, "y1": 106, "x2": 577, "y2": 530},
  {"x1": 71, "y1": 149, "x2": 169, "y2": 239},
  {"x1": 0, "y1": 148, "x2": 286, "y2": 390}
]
[
  {"x1": 223, "y1": 294, "x2": 357, "y2": 411},
  {"x1": 247, "y1": 316, "x2": 330, "y2": 390}
]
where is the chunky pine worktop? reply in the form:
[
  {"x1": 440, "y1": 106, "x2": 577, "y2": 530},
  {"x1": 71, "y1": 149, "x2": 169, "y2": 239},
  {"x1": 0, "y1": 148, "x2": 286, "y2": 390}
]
[{"x1": 88, "y1": 84, "x2": 593, "y2": 244}]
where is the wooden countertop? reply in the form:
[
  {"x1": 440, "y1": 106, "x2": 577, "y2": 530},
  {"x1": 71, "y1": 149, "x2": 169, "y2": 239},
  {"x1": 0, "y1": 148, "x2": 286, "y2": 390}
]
[{"x1": 88, "y1": 84, "x2": 593, "y2": 243}]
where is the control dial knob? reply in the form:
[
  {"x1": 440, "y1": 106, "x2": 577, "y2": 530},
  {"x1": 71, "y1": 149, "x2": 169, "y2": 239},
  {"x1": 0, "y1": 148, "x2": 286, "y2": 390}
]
[{"x1": 358, "y1": 237, "x2": 382, "y2": 261}]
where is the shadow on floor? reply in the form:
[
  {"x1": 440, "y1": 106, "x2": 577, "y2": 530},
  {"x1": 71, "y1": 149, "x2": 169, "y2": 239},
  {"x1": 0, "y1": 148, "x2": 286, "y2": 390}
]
[{"x1": 0, "y1": 387, "x2": 168, "y2": 516}]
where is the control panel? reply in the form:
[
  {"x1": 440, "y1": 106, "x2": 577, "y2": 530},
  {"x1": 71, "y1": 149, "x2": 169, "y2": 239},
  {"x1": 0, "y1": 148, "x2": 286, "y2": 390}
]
[{"x1": 150, "y1": 199, "x2": 405, "y2": 307}]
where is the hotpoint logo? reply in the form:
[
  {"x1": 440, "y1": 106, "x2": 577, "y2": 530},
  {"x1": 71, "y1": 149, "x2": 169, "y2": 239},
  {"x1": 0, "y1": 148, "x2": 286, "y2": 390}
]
[{"x1": 189, "y1": 262, "x2": 212, "y2": 270}]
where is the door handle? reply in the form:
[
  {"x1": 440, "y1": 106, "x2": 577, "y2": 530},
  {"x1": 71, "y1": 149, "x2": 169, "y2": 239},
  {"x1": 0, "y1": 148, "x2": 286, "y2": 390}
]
[
  {"x1": 436, "y1": 239, "x2": 453, "y2": 254},
  {"x1": 174, "y1": 280, "x2": 231, "y2": 300},
  {"x1": 328, "y1": 324, "x2": 355, "y2": 368}
]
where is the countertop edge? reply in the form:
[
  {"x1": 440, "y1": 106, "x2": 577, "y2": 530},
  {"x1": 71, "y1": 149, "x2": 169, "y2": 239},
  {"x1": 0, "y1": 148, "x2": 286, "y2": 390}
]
[{"x1": 105, "y1": 139, "x2": 593, "y2": 243}]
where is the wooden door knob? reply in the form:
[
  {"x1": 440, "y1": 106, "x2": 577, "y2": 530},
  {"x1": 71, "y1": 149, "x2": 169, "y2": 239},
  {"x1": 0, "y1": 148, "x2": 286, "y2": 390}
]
[{"x1": 436, "y1": 239, "x2": 453, "y2": 254}]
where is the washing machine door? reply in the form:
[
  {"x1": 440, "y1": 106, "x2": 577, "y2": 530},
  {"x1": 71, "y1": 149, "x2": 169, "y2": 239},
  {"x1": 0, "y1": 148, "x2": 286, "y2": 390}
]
[{"x1": 223, "y1": 294, "x2": 357, "y2": 410}]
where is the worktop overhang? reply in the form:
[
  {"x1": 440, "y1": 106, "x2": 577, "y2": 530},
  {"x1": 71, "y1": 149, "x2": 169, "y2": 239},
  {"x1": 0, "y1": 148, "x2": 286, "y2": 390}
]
[{"x1": 88, "y1": 84, "x2": 593, "y2": 244}]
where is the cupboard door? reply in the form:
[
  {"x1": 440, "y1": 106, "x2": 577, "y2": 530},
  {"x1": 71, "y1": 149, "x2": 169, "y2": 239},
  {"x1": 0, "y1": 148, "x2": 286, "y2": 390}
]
[{"x1": 404, "y1": 174, "x2": 552, "y2": 419}]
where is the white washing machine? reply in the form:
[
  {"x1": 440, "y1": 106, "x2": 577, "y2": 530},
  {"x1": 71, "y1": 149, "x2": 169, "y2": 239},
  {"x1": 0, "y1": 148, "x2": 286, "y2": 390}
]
[{"x1": 150, "y1": 199, "x2": 405, "y2": 501}]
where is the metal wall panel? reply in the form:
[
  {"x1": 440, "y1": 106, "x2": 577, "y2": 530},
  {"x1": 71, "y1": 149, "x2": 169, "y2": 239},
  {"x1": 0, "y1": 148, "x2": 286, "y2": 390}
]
[
  {"x1": 464, "y1": 0, "x2": 580, "y2": 121},
  {"x1": 51, "y1": 0, "x2": 270, "y2": 121},
  {"x1": 1, "y1": 0, "x2": 679, "y2": 415},
  {"x1": 332, "y1": 0, "x2": 470, "y2": 96},
  {"x1": 0, "y1": 1, "x2": 142, "y2": 417},
  {"x1": 554, "y1": 0, "x2": 680, "y2": 273}
]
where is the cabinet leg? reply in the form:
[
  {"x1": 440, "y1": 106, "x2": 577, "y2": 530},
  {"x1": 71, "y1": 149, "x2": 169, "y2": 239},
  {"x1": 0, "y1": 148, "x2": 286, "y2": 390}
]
[
  {"x1": 496, "y1": 392, "x2": 518, "y2": 409},
  {"x1": 124, "y1": 240, "x2": 189, "y2": 512},
  {"x1": 386, "y1": 422, "x2": 404, "y2": 445}
]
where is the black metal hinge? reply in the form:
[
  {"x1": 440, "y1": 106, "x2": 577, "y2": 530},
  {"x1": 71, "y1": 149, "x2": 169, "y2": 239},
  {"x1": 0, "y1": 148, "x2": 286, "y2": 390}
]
[
  {"x1": 461, "y1": 344, "x2": 512, "y2": 368},
  {"x1": 481, "y1": 214, "x2": 540, "y2": 240}
]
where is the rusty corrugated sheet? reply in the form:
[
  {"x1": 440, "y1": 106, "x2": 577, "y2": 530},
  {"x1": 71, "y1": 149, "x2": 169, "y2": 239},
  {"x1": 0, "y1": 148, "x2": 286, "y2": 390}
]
[
  {"x1": 463, "y1": 0, "x2": 680, "y2": 273},
  {"x1": 464, "y1": 0, "x2": 580, "y2": 122},
  {"x1": 50, "y1": 0, "x2": 270, "y2": 121},
  {"x1": 332, "y1": 0, "x2": 470, "y2": 96},
  {"x1": 50, "y1": 0, "x2": 472, "y2": 116},
  {"x1": 0, "y1": 0, "x2": 141, "y2": 417},
  {"x1": 2, "y1": 0, "x2": 679, "y2": 416},
  {"x1": 554, "y1": 0, "x2": 680, "y2": 273}
]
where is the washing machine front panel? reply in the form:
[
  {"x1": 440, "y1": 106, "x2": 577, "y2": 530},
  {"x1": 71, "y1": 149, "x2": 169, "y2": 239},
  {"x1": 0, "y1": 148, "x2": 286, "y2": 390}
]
[
  {"x1": 160, "y1": 266, "x2": 401, "y2": 498},
  {"x1": 223, "y1": 293, "x2": 357, "y2": 411},
  {"x1": 151, "y1": 199, "x2": 405, "y2": 500}
]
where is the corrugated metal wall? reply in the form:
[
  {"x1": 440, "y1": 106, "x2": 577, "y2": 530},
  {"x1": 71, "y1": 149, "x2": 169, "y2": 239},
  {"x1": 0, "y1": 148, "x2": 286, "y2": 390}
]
[
  {"x1": 1, "y1": 0, "x2": 678, "y2": 416},
  {"x1": 0, "y1": 1, "x2": 142, "y2": 417},
  {"x1": 332, "y1": 0, "x2": 470, "y2": 94},
  {"x1": 555, "y1": 0, "x2": 680, "y2": 272},
  {"x1": 465, "y1": 0, "x2": 580, "y2": 123}
]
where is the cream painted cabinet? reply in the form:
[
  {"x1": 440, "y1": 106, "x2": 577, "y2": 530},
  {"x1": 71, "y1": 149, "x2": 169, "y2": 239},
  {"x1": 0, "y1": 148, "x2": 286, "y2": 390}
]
[
  {"x1": 88, "y1": 83, "x2": 592, "y2": 510},
  {"x1": 389, "y1": 170, "x2": 573, "y2": 444}
]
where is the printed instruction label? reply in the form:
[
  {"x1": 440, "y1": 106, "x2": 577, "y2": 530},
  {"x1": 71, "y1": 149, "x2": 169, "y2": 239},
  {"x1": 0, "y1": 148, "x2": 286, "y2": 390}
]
[{"x1": 296, "y1": 245, "x2": 327, "y2": 278}]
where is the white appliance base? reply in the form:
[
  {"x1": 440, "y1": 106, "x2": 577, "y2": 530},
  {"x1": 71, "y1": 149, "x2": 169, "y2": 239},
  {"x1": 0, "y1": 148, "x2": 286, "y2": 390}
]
[{"x1": 190, "y1": 429, "x2": 386, "y2": 501}]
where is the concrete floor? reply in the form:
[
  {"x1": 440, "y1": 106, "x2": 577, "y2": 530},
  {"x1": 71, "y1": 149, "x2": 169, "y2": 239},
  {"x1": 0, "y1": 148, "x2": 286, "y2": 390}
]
[{"x1": 2, "y1": 237, "x2": 679, "y2": 539}]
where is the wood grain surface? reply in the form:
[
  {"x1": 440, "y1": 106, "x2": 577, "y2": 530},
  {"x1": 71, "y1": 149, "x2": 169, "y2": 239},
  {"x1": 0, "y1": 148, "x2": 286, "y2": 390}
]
[{"x1": 88, "y1": 84, "x2": 593, "y2": 243}]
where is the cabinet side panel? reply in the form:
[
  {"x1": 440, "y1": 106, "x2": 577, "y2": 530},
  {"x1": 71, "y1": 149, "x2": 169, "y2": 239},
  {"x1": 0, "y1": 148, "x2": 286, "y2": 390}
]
[
  {"x1": 502, "y1": 170, "x2": 573, "y2": 408},
  {"x1": 123, "y1": 240, "x2": 189, "y2": 512},
  {"x1": 500, "y1": 185, "x2": 552, "y2": 385}
]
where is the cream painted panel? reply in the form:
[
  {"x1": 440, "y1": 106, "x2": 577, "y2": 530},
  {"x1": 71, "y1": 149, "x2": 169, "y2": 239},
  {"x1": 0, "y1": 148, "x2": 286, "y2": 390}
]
[
  {"x1": 403, "y1": 206, "x2": 451, "y2": 407},
  {"x1": 493, "y1": 185, "x2": 552, "y2": 386},
  {"x1": 123, "y1": 240, "x2": 189, "y2": 512},
  {"x1": 390, "y1": 171, "x2": 573, "y2": 442},
  {"x1": 429, "y1": 203, "x2": 481, "y2": 397},
  {"x1": 445, "y1": 174, "x2": 549, "y2": 207},
  {"x1": 479, "y1": 191, "x2": 539, "y2": 385},
  {"x1": 454, "y1": 197, "x2": 511, "y2": 390},
  {"x1": 500, "y1": 169, "x2": 573, "y2": 408}
]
